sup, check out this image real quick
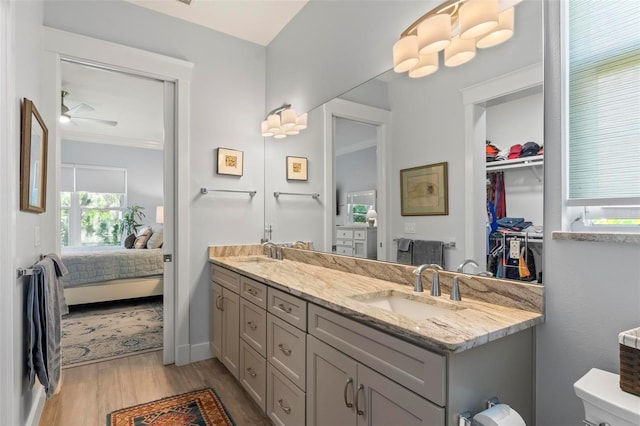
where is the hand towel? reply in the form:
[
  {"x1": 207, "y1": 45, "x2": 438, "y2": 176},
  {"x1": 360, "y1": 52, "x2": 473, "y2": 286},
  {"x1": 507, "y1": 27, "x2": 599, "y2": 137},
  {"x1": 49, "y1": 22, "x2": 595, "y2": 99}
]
[
  {"x1": 396, "y1": 238, "x2": 413, "y2": 265},
  {"x1": 411, "y1": 240, "x2": 445, "y2": 268}
]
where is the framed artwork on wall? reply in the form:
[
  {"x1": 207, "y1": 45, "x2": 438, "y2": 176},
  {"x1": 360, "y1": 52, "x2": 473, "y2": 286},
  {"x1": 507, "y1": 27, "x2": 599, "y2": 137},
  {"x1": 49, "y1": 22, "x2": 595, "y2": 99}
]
[
  {"x1": 400, "y1": 161, "x2": 448, "y2": 216},
  {"x1": 216, "y1": 147, "x2": 243, "y2": 176},
  {"x1": 286, "y1": 156, "x2": 308, "y2": 181},
  {"x1": 20, "y1": 98, "x2": 48, "y2": 213}
]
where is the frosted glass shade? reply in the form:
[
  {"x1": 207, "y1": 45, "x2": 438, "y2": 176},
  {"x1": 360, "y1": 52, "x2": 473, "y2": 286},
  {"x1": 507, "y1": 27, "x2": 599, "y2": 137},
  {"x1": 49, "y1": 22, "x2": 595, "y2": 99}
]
[
  {"x1": 155, "y1": 206, "x2": 164, "y2": 224},
  {"x1": 286, "y1": 128, "x2": 300, "y2": 136},
  {"x1": 295, "y1": 112, "x2": 308, "y2": 130},
  {"x1": 267, "y1": 114, "x2": 281, "y2": 132},
  {"x1": 261, "y1": 120, "x2": 274, "y2": 137},
  {"x1": 459, "y1": 0, "x2": 499, "y2": 40},
  {"x1": 393, "y1": 35, "x2": 419, "y2": 73},
  {"x1": 476, "y1": 7, "x2": 515, "y2": 48},
  {"x1": 417, "y1": 14, "x2": 451, "y2": 54},
  {"x1": 273, "y1": 127, "x2": 287, "y2": 139},
  {"x1": 59, "y1": 114, "x2": 70, "y2": 124},
  {"x1": 281, "y1": 108, "x2": 297, "y2": 129},
  {"x1": 444, "y1": 36, "x2": 476, "y2": 67},
  {"x1": 408, "y1": 53, "x2": 439, "y2": 78}
]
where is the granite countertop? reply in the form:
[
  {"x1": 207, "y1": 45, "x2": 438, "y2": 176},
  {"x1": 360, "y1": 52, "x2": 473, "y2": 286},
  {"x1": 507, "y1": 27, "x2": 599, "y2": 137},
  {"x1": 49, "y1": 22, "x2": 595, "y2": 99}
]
[{"x1": 208, "y1": 248, "x2": 544, "y2": 354}]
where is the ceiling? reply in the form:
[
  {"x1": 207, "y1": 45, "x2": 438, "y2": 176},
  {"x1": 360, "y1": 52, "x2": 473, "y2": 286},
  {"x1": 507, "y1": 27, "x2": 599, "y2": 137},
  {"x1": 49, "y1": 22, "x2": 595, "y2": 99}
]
[
  {"x1": 60, "y1": 1, "x2": 308, "y2": 148},
  {"x1": 123, "y1": 0, "x2": 308, "y2": 46}
]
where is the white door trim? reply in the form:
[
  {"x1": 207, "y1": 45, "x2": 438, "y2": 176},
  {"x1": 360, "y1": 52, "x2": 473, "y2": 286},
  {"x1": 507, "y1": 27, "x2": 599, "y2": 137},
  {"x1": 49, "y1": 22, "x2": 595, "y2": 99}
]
[
  {"x1": 0, "y1": 1, "x2": 17, "y2": 424},
  {"x1": 323, "y1": 98, "x2": 391, "y2": 261},
  {"x1": 42, "y1": 27, "x2": 194, "y2": 366}
]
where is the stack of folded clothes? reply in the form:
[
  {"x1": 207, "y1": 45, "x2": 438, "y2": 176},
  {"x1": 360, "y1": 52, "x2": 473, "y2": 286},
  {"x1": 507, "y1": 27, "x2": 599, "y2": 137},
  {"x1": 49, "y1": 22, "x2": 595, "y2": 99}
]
[
  {"x1": 486, "y1": 140, "x2": 543, "y2": 163},
  {"x1": 497, "y1": 217, "x2": 533, "y2": 232}
]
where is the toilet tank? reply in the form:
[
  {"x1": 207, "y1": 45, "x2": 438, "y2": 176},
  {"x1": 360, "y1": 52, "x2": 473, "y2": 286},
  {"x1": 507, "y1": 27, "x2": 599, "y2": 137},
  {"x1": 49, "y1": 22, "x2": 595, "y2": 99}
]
[{"x1": 574, "y1": 368, "x2": 640, "y2": 426}]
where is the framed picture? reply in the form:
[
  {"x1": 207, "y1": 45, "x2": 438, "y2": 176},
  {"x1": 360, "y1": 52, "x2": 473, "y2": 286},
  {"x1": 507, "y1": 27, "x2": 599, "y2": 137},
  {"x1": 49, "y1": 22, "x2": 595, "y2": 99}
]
[
  {"x1": 216, "y1": 147, "x2": 243, "y2": 176},
  {"x1": 400, "y1": 161, "x2": 448, "y2": 216},
  {"x1": 286, "y1": 156, "x2": 308, "y2": 181},
  {"x1": 20, "y1": 98, "x2": 48, "y2": 213}
]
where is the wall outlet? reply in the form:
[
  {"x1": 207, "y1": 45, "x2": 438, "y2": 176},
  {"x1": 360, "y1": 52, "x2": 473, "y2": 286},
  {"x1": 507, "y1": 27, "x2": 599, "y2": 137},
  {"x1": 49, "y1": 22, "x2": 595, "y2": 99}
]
[
  {"x1": 404, "y1": 222, "x2": 416, "y2": 234},
  {"x1": 509, "y1": 239, "x2": 520, "y2": 259}
]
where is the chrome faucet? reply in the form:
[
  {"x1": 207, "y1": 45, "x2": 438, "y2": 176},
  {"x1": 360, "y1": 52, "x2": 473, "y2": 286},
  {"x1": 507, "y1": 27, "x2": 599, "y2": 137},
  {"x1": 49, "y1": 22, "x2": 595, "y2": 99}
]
[
  {"x1": 451, "y1": 276, "x2": 462, "y2": 301},
  {"x1": 414, "y1": 264, "x2": 443, "y2": 294},
  {"x1": 292, "y1": 241, "x2": 307, "y2": 249},
  {"x1": 262, "y1": 242, "x2": 279, "y2": 259},
  {"x1": 456, "y1": 259, "x2": 479, "y2": 273}
]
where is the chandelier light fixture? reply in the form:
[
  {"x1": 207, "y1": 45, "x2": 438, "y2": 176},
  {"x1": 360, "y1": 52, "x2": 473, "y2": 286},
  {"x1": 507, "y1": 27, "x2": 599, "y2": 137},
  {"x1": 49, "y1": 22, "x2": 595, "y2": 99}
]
[
  {"x1": 260, "y1": 104, "x2": 308, "y2": 139},
  {"x1": 393, "y1": 0, "x2": 519, "y2": 78}
]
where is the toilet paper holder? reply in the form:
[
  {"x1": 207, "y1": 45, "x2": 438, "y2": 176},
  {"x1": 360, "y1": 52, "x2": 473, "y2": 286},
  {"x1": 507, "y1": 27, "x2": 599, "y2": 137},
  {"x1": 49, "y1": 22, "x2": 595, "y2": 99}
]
[{"x1": 458, "y1": 397, "x2": 501, "y2": 426}]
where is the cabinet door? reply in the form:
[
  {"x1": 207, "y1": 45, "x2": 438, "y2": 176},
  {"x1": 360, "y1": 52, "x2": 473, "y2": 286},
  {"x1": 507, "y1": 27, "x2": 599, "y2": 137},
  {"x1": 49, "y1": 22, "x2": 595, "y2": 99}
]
[
  {"x1": 356, "y1": 364, "x2": 445, "y2": 426},
  {"x1": 240, "y1": 297, "x2": 267, "y2": 357},
  {"x1": 210, "y1": 282, "x2": 223, "y2": 359},
  {"x1": 307, "y1": 335, "x2": 357, "y2": 426},
  {"x1": 221, "y1": 287, "x2": 240, "y2": 379}
]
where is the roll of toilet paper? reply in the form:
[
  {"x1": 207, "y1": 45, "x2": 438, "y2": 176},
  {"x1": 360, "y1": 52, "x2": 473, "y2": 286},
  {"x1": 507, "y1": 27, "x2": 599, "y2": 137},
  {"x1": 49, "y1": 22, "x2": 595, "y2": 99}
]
[{"x1": 472, "y1": 404, "x2": 526, "y2": 426}]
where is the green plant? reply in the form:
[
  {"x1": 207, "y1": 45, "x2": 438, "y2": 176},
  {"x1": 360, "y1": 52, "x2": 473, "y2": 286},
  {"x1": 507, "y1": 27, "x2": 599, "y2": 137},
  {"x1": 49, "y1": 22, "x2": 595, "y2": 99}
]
[{"x1": 121, "y1": 205, "x2": 145, "y2": 240}]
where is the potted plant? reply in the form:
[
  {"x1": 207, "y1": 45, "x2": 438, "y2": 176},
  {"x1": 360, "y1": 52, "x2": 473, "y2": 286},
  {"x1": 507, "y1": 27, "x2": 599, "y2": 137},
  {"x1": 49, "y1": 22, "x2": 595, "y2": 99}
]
[{"x1": 121, "y1": 205, "x2": 145, "y2": 242}]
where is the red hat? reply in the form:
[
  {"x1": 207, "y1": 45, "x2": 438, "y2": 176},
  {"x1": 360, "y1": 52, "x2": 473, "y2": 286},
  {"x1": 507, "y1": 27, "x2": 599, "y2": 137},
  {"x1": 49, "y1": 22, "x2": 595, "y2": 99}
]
[{"x1": 508, "y1": 144, "x2": 522, "y2": 160}]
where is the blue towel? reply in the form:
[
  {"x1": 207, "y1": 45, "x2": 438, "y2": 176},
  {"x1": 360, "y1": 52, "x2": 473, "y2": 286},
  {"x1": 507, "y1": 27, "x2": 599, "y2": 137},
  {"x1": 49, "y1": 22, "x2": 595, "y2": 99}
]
[{"x1": 27, "y1": 254, "x2": 68, "y2": 398}]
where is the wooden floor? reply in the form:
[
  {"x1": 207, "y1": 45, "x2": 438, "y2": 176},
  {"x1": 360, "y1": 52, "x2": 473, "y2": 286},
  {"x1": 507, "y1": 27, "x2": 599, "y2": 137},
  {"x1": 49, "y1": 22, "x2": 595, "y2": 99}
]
[{"x1": 39, "y1": 350, "x2": 271, "y2": 426}]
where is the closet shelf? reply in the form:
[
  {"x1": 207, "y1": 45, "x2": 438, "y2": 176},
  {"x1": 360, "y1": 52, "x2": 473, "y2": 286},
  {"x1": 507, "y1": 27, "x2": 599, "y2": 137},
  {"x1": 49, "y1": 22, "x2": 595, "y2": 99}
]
[{"x1": 486, "y1": 155, "x2": 543, "y2": 172}]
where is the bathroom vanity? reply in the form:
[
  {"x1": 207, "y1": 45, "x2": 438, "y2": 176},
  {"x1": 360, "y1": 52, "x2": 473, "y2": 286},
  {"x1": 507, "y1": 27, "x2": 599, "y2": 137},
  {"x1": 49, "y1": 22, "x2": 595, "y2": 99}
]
[{"x1": 209, "y1": 245, "x2": 544, "y2": 426}]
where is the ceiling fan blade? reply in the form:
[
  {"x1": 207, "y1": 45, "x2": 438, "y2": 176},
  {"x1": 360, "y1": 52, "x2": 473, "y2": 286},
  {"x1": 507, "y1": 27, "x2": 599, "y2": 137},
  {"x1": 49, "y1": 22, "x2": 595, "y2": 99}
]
[
  {"x1": 70, "y1": 115, "x2": 118, "y2": 127},
  {"x1": 66, "y1": 102, "x2": 95, "y2": 115}
]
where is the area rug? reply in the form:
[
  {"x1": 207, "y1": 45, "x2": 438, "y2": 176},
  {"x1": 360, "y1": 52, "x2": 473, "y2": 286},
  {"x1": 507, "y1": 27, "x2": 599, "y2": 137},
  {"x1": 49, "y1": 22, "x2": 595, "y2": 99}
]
[
  {"x1": 107, "y1": 388, "x2": 235, "y2": 426},
  {"x1": 61, "y1": 296, "x2": 163, "y2": 367}
]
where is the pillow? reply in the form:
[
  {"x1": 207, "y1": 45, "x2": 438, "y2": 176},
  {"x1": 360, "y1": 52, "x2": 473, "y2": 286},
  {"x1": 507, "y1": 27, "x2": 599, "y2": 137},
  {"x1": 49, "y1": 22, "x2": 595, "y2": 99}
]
[
  {"x1": 133, "y1": 226, "x2": 153, "y2": 249},
  {"x1": 123, "y1": 232, "x2": 136, "y2": 249},
  {"x1": 146, "y1": 226, "x2": 164, "y2": 249}
]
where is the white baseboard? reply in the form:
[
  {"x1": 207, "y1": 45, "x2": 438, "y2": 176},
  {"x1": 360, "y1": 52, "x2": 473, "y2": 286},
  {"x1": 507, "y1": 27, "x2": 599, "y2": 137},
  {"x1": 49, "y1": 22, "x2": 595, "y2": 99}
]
[
  {"x1": 175, "y1": 344, "x2": 191, "y2": 366},
  {"x1": 190, "y1": 342, "x2": 213, "y2": 363},
  {"x1": 25, "y1": 385, "x2": 45, "y2": 426}
]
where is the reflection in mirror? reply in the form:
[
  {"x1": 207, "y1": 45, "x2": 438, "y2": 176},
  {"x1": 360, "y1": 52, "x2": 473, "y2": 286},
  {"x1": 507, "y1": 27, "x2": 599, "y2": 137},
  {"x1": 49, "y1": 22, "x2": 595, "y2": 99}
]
[{"x1": 263, "y1": 0, "x2": 543, "y2": 283}]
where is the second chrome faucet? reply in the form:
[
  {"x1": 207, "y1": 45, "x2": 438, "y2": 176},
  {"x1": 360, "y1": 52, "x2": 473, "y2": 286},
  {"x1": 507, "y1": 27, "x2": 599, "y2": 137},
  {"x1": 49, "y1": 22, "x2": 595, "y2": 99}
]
[{"x1": 414, "y1": 264, "x2": 443, "y2": 296}]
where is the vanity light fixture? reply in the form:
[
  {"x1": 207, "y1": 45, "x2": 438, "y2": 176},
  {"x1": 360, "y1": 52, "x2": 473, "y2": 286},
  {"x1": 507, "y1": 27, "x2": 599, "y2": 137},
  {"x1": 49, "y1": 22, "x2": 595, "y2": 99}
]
[
  {"x1": 261, "y1": 103, "x2": 308, "y2": 139},
  {"x1": 393, "y1": 0, "x2": 519, "y2": 78}
]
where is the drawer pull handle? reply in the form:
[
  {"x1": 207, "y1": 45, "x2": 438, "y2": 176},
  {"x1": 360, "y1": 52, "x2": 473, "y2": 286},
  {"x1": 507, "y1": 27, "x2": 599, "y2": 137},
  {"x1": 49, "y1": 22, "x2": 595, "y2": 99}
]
[
  {"x1": 583, "y1": 422, "x2": 611, "y2": 426},
  {"x1": 355, "y1": 384, "x2": 365, "y2": 416},
  {"x1": 246, "y1": 367, "x2": 257, "y2": 378},
  {"x1": 247, "y1": 321, "x2": 258, "y2": 331},
  {"x1": 277, "y1": 343, "x2": 292, "y2": 356},
  {"x1": 343, "y1": 378, "x2": 354, "y2": 408},
  {"x1": 216, "y1": 295, "x2": 224, "y2": 311},
  {"x1": 247, "y1": 288, "x2": 258, "y2": 296},
  {"x1": 277, "y1": 399, "x2": 291, "y2": 414},
  {"x1": 278, "y1": 303, "x2": 292, "y2": 314}
]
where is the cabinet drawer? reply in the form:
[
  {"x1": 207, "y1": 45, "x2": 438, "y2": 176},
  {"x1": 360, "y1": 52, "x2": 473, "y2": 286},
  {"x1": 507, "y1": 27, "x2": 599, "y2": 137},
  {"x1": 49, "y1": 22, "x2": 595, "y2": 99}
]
[
  {"x1": 241, "y1": 276, "x2": 267, "y2": 309},
  {"x1": 267, "y1": 363, "x2": 306, "y2": 426},
  {"x1": 335, "y1": 229, "x2": 353, "y2": 239},
  {"x1": 240, "y1": 298, "x2": 267, "y2": 357},
  {"x1": 308, "y1": 304, "x2": 446, "y2": 406},
  {"x1": 335, "y1": 246, "x2": 354, "y2": 256},
  {"x1": 335, "y1": 239, "x2": 352, "y2": 247},
  {"x1": 268, "y1": 288, "x2": 307, "y2": 331},
  {"x1": 211, "y1": 264, "x2": 240, "y2": 293},
  {"x1": 240, "y1": 340, "x2": 266, "y2": 413},
  {"x1": 353, "y1": 230, "x2": 367, "y2": 240},
  {"x1": 267, "y1": 314, "x2": 306, "y2": 390}
]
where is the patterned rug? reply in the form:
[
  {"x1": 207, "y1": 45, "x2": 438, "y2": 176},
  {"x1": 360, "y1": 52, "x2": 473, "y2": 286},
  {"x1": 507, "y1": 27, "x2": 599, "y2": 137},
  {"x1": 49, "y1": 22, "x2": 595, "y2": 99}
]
[
  {"x1": 61, "y1": 296, "x2": 163, "y2": 367},
  {"x1": 107, "y1": 388, "x2": 235, "y2": 426}
]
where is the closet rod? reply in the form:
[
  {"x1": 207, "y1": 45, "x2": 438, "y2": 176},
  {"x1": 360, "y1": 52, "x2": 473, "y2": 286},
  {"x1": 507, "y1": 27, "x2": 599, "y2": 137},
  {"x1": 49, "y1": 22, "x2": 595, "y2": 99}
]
[
  {"x1": 273, "y1": 191, "x2": 320, "y2": 199},
  {"x1": 200, "y1": 188, "x2": 257, "y2": 197}
]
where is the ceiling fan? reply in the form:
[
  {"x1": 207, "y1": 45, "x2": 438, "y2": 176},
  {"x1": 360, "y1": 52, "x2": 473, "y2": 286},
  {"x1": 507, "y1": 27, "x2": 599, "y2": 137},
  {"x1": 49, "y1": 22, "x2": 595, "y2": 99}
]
[{"x1": 60, "y1": 90, "x2": 118, "y2": 127}]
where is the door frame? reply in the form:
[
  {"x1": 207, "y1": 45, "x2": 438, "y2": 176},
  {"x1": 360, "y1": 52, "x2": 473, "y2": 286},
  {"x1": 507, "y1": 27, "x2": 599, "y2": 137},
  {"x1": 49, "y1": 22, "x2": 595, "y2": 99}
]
[
  {"x1": 42, "y1": 27, "x2": 194, "y2": 365},
  {"x1": 323, "y1": 98, "x2": 391, "y2": 261}
]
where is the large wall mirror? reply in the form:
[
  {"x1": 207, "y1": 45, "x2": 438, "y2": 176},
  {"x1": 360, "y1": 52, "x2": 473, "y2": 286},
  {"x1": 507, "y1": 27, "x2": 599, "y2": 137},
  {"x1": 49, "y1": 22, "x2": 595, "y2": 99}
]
[{"x1": 264, "y1": 0, "x2": 544, "y2": 283}]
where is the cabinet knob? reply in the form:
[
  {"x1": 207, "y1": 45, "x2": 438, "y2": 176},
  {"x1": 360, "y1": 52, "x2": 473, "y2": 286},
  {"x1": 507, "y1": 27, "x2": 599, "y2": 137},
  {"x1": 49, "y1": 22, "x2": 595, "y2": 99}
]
[
  {"x1": 247, "y1": 321, "x2": 258, "y2": 331},
  {"x1": 246, "y1": 367, "x2": 257, "y2": 377},
  {"x1": 278, "y1": 343, "x2": 292, "y2": 356},
  {"x1": 278, "y1": 303, "x2": 292, "y2": 314},
  {"x1": 247, "y1": 288, "x2": 258, "y2": 296}
]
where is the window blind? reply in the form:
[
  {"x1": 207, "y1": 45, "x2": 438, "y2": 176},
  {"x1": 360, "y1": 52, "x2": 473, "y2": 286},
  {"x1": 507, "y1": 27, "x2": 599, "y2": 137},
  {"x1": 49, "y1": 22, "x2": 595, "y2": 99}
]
[
  {"x1": 61, "y1": 164, "x2": 126, "y2": 194},
  {"x1": 567, "y1": 0, "x2": 640, "y2": 206}
]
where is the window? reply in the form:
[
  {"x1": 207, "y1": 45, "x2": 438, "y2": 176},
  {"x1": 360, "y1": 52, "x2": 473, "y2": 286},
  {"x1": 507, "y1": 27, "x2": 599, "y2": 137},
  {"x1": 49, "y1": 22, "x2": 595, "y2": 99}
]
[
  {"x1": 61, "y1": 164, "x2": 127, "y2": 247},
  {"x1": 566, "y1": 1, "x2": 640, "y2": 229}
]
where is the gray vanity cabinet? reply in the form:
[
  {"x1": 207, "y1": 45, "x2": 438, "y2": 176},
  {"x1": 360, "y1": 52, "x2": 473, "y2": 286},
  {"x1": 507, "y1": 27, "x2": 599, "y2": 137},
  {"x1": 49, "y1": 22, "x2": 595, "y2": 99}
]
[{"x1": 210, "y1": 265, "x2": 241, "y2": 380}]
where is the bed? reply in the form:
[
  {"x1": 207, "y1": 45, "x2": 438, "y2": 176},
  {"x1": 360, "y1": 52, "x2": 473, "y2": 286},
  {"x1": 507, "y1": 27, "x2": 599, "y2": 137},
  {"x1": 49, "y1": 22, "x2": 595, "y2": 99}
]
[{"x1": 61, "y1": 246, "x2": 164, "y2": 305}]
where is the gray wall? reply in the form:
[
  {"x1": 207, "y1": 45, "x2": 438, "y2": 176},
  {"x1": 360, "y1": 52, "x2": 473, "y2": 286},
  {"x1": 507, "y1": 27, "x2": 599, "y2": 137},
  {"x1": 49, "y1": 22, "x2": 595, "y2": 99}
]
[
  {"x1": 336, "y1": 146, "x2": 377, "y2": 227},
  {"x1": 45, "y1": 0, "x2": 266, "y2": 356},
  {"x1": 537, "y1": 2, "x2": 640, "y2": 425},
  {"x1": 61, "y1": 140, "x2": 164, "y2": 225},
  {"x1": 12, "y1": 1, "x2": 50, "y2": 423}
]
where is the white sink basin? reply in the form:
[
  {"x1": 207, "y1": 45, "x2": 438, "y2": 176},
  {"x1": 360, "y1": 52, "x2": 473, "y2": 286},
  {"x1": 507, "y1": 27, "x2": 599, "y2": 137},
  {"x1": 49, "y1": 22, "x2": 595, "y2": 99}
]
[{"x1": 350, "y1": 290, "x2": 463, "y2": 322}]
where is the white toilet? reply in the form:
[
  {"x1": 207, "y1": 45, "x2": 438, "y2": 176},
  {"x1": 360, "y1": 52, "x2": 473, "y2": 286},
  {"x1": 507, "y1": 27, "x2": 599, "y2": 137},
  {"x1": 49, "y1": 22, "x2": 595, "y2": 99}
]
[{"x1": 574, "y1": 368, "x2": 640, "y2": 426}]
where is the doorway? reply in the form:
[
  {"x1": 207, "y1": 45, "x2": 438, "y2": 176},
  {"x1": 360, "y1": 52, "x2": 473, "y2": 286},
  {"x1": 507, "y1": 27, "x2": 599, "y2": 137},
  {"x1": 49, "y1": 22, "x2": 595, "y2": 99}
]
[{"x1": 43, "y1": 27, "x2": 193, "y2": 365}]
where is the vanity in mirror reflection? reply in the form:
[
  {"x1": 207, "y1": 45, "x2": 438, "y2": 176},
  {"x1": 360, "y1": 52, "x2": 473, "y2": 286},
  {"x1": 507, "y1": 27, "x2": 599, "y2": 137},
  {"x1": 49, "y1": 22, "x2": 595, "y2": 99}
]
[{"x1": 263, "y1": 0, "x2": 543, "y2": 283}]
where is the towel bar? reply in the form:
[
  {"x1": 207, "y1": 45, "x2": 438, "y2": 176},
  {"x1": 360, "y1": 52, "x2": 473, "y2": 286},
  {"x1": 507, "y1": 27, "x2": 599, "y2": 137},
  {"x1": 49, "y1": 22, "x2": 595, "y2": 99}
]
[
  {"x1": 200, "y1": 188, "x2": 257, "y2": 197},
  {"x1": 17, "y1": 254, "x2": 45, "y2": 279},
  {"x1": 273, "y1": 191, "x2": 320, "y2": 199},
  {"x1": 392, "y1": 238, "x2": 456, "y2": 249}
]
